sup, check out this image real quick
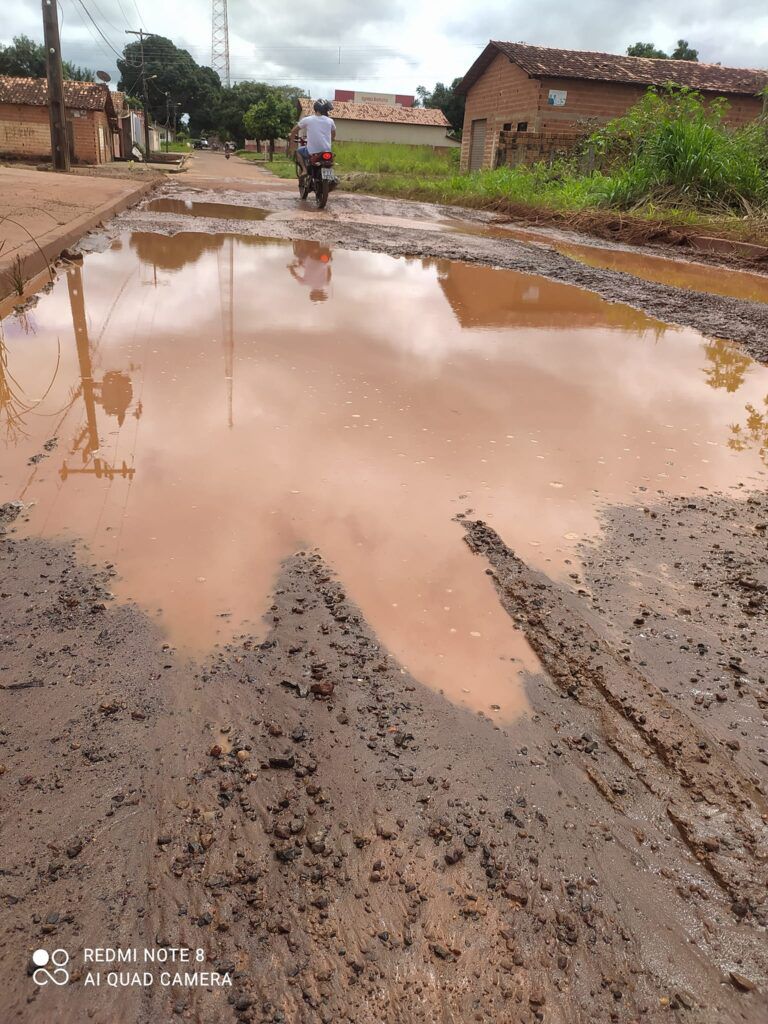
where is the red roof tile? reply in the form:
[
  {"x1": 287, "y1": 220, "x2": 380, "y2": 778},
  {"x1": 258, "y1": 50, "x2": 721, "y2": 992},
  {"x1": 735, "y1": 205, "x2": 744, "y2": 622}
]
[
  {"x1": 0, "y1": 76, "x2": 114, "y2": 111},
  {"x1": 458, "y1": 42, "x2": 768, "y2": 96},
  {"x1": 298, "y1": 97, "x2": 450, "y2": 127}
]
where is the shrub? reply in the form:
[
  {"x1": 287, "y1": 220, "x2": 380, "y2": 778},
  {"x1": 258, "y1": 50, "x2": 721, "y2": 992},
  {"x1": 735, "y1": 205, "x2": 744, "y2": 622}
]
[{"x1": 589, "y1": 87, "x2": 768, "y2": 211}]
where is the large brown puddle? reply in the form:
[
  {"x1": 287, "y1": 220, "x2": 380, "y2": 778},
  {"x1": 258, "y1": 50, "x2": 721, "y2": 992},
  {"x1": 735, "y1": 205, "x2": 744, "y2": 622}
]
[
  {"x1": 146, "y1": 198, "x2": 270, "y2": 220},
  {"x1": 2, "y1": 233, "x2": 766, "y2": 720}
]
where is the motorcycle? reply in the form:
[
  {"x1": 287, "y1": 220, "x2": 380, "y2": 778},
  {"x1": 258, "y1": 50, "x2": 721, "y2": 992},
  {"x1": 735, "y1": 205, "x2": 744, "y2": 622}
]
[
  {"x1": 296, "y1": 144, "x2": 337, "y2": 210},
  {"x1": 225, "y1": 149, "x2": 231, "y2": 160}
]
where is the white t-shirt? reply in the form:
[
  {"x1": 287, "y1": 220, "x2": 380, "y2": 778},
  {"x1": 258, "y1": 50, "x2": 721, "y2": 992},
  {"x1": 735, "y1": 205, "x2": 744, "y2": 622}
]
[{"x1": 299, "y1": 114, "x2": 335, "y2": 154}]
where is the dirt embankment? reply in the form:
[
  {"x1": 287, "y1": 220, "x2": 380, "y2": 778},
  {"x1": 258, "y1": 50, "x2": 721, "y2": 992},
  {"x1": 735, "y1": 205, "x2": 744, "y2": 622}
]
[
  {"x1": 110, "y1": 188, "x2": 768, "y2": 363},
  {"x1": 1, "y1": 489, "x2": 767, "y2": 1024}
]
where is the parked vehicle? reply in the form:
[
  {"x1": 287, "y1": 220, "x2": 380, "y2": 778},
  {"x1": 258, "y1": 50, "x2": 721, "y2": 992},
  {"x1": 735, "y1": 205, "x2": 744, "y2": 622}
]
[
  {"x1": 296, "y1": 146, "x2": 337, "y2": 210},
  {"x1": 192, "y1": 139, "x2": 209, "y2": 150}
]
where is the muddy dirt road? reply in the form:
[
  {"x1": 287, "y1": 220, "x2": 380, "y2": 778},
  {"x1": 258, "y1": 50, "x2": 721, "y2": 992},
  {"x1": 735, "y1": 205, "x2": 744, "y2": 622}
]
[{"x1": 1, "y1": 151, "x2": 767, "y2": 1023}]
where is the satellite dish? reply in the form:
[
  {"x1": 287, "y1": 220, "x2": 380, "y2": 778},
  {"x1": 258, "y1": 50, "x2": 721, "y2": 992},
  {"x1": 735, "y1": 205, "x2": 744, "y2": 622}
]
[{"x1": 96, "y1": 70, "x2": 111, "y2": 83}]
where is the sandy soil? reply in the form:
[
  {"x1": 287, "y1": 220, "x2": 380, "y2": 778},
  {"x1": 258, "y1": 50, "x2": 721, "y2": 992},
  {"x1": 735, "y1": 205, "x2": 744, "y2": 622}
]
[{"x1": 1, "y1": 162, "x2": 767, "y2": 1022}]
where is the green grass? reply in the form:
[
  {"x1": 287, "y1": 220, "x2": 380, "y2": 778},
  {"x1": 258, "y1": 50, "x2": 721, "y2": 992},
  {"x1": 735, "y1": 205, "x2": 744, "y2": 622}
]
[
  {"x1": 240, "y1": 100, "x2": 768, "y2": 240},
  {"x1": 240, "y1": 141, "x2": 459, "y2": 180},
  {"x1": 162, "y1": 140, "x2": 192, "y2": 152},
  {"x1": 342, "y1": 162, "x2": 606, "y2": 211},
  {"x1": 331, "y1": 141, "x2": 459, "y2": 175}
]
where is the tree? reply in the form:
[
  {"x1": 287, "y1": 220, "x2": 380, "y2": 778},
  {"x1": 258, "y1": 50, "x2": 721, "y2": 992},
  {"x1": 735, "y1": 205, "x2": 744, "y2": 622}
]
[
  {"x1": 243, "y1": 92, "x2": 295, "y2": 159},
  {"x1": 117, "y1": 34, "x2": 219, "y2": 129},
  {"x1": 627, "y1": 40, "x2": 700, "y2": 61},
  {"x1": 0, "y1": 33, "x2": 93, "y2": 81},
  {"x1": 218, "y1": 82, "x2": 302, "y2": 146},
  {"x1": 414, "y1": 77, "x2": 465, "y2": 136},
  {"x1": 670, "y1": 39, "x2": 699, "y2": 61},
  {"x1": 627, "y1": 42, "x2": 669, "y2": 59}
]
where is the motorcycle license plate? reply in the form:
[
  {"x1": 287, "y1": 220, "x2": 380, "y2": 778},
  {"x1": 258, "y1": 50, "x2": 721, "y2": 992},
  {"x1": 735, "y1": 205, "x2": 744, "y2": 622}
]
[{"x1": 321, "y1": 167, "x2": 334, "y2": 180}]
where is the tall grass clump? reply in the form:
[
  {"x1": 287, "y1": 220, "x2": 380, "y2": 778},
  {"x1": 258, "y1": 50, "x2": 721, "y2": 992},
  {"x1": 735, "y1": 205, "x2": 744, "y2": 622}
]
[
  {"x1": 333, "y1": 141, "x2": 459, "y2": 175},
  {"x1": 589, "y1": 86, "x2": 768, "y2": 212}
]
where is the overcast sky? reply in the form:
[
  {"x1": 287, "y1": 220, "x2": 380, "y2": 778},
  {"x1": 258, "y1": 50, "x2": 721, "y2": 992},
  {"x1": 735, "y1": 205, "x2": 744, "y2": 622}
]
[{"x1": 3, "y1": 0, "x2": 767, "y2": 96}]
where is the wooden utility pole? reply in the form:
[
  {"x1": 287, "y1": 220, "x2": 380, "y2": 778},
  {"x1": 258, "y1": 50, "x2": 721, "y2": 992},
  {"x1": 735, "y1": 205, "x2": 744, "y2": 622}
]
[
  {"x1": 42, "y1": 0, "x2": 70, "y2": 171},
  {"x1": 126, "y1": 29, "x2": 152, "y2": 161}
]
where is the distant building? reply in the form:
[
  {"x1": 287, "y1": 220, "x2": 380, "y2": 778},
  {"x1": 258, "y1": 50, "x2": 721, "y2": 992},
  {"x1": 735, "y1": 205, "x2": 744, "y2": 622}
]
[
  {"x1": 111, "y1": 95, "x2": 162, "y2": 159},
  {"x1": 456, "y1": 42, "x2": 768, "y2": 171},
  {"x1": 334, "y1": 89, "x2": 414, "y2": 107},
  {"x1": 0, "y1": 76, "x2": 119, "y2": 164},
  {"x1": 298, "y1": 97, "x2": 457, "y2": 148}
]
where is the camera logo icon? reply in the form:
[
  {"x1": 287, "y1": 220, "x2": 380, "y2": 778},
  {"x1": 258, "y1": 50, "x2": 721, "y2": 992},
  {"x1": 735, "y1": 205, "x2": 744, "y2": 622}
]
[{"x1": 32, "y1": 948, "x2": 70, "y2": 986}]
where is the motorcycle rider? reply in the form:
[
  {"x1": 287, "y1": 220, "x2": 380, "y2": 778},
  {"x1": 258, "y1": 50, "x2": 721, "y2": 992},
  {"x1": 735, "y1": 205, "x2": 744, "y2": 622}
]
[{"x1": 290, "y1": 100, "x2": 336, "y2": 179}]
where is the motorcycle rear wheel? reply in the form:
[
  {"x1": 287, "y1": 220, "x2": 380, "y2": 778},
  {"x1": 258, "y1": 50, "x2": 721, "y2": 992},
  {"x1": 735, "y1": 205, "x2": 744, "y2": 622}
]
[{"x1": 315, "y1": 179, "x2": 330, "y2": 210}]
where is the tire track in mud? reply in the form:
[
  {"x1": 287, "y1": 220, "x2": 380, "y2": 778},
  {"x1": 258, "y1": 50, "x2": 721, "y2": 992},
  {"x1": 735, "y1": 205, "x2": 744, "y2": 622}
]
[
  {"x1": 2, "y1": 523, "x2": 767, "y2": 1022},
  {"x1": 459, "y1": 516, "x2": 768, "y2": 925}
]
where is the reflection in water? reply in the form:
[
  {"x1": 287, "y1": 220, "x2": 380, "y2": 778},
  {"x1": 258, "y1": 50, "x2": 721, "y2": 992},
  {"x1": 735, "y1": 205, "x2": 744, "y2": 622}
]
[
  {"x1": 729, "y1": 396, "x2": 768, "y2": 464},
  {"x1": 146, "y1": 198, "x2": 270, "y2": 221},
  {"x1": 59, "y1": 265, "x2": 138, "y2": 482},
  {"x1": 2, "y1": 233, "x2": 766, "y2": 720},
  {"x1": 129, "y1": 231, "x2": 275, "y2": 274},
  {"x1": 288, "y1": 240, "x2": 332, "y2": 302},
  {"x1": 218, "y1": 236, "x2": 235, "y2": 428},
  {"x1": 0, "y1": 319, "x2": 59, "y2": 444},
  {"x1": 437, "y1": 260, "x2": 661, "y2": 333},
  {"x1": 703, "y1": 339, "x2": 753, "y2": 393}
]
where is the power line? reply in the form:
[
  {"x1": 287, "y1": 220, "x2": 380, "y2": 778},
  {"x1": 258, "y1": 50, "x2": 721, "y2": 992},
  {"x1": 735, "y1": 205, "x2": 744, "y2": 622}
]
[
  {"x1": 132, "y1": 0, "x2": 145, "y2": 30},
  {"x1": 65, "y1": 0, "x2": 120, "y2": 65},
  {"x1": 70, "y1": 0, "x2": 123, "y2": 59}
]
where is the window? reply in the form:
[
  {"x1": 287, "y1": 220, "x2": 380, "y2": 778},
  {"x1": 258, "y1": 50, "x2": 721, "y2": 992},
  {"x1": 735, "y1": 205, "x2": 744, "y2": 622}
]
[{"x1": 517, "y1": 121, "x2": 528, "y2": 132}]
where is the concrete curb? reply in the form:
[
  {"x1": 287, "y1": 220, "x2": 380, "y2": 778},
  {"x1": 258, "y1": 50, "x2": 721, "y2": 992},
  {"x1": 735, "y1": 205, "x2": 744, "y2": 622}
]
[{"x1": 0, "y1": 176, "x2": 156, "y2": 304}]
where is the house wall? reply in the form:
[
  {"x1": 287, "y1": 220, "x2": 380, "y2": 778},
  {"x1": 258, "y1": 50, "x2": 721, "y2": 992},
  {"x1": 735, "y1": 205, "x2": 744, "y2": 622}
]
[
  {"x1": 334, "y1": 119, "x2": 457, "y2": 146},
  {"x1": 459, "y1": 52, "x2": 541, "y2": 170},
  {"x1": 536, "y1": 76, "x2": 762, "y2": 130},
  {"x1": 68, "y1": 109, "x2": 113, "y2": 163},
  {"x1": 0, "y1": 103, "x2": 113, "y2": 163},
  {"x1": 461, "y1": 55, "x2": 765, "y2": 169},
  {"x1": 0, "y1": 103, "x2": 51, "y2": 158}
]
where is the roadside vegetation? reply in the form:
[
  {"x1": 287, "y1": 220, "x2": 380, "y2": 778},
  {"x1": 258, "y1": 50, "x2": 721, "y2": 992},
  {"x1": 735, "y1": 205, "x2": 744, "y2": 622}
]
[{"x1": 317, "y1": 89, "x2": 768, "y2": 239}]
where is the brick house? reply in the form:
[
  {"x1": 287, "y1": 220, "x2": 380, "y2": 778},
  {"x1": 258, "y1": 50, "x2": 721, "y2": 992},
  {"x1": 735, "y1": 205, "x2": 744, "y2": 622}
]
[
  {"x1": 0, "y1": 76, "x2": 120, "y2": 164},
  {"x1": 457, "y1": 42, "x2": 768, "y2": 171},
  {"x1": 297, "y1": 98, "x2": 458, "y2": 148}
]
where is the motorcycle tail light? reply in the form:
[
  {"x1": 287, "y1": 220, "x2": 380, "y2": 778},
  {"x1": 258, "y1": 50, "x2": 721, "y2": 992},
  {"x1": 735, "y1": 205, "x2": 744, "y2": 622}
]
[{"x1": 322, "y1": 152, "x2": 332, "y2": 160}]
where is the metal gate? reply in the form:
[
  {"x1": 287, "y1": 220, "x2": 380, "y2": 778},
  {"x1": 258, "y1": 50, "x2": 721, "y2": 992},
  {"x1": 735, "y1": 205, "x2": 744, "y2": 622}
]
[{"x1": 469, "y1": 118, "x2": 487, "y2": 171}]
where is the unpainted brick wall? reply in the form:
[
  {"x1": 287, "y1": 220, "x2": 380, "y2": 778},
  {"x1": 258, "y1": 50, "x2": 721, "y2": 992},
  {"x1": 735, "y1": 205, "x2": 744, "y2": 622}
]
[
  {"x1": 460, "y1": 53, "x2": 540, "y2": 171},
  {"x1": 497, "y1": 129, "x2": 587, "y2": 167},
  {"x1": 536, "y1": 77, "x2": 763, "y2": 130},
  {"x1": 0, "y1": 103, "x2": 113, "y2": 163},
  {"x1": 0, "y1": 104, "x2": 50, "y2": 158},
  {"x1": 461, "y1": 60, "x2": 765, "y2": 170}
]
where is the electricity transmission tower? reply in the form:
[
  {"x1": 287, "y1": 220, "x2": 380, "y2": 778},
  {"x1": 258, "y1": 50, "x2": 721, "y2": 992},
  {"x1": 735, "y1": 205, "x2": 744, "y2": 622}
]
[{"x1": 211, "y1": 0, "x2": 230, "y2": 88}]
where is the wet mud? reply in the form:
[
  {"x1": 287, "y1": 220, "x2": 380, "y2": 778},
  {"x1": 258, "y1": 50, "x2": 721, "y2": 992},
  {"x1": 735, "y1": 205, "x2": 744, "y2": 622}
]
[
  {"x1": 2, "y1": 493, "x2": 767, "y2": 1023},
  {"x1": 1, "y1": 167, "x2": 767, "y2": 1021}
]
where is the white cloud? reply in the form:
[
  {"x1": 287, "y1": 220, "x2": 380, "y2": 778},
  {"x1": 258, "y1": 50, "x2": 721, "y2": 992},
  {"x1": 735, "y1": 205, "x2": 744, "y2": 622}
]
[{"x1": 2, "y1": 0, "x2": 765, "y2": 97}]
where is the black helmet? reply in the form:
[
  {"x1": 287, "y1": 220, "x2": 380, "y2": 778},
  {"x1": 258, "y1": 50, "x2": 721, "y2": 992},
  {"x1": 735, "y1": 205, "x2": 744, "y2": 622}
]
[{"x1": 313, "y1": 99, "x2": 333, "y2": 115}]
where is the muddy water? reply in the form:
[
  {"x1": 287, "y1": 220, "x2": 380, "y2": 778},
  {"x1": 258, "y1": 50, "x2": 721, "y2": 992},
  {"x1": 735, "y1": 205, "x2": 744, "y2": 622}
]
[
  {"x1": 2, "y1": 233, "x2": 767, "y2": 720},
  {"x1": 475, "y1": 224, "x2": 768, "y2": 304},
  {"x1": 146, "y1": 198, "x2": 270, "y2": 220}
]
